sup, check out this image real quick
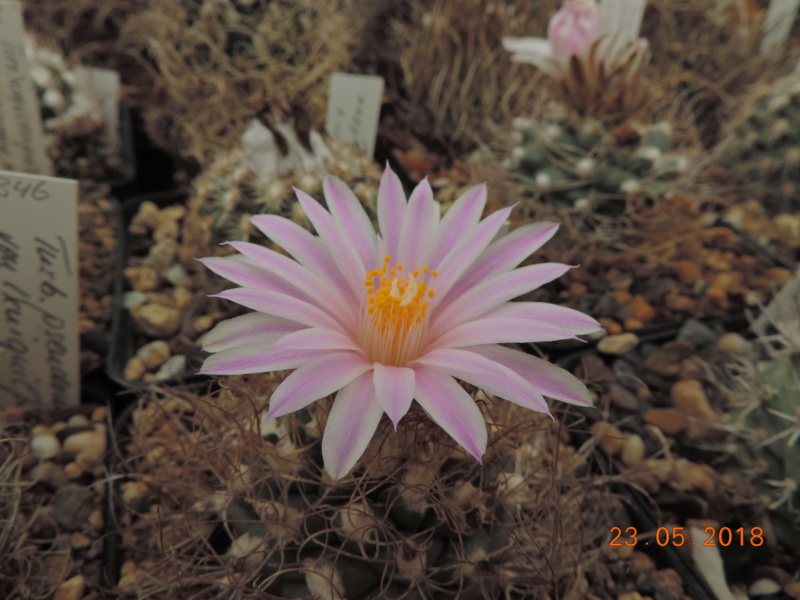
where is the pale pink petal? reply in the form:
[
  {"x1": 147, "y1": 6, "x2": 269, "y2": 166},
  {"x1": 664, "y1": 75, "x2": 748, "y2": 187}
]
[
  {"x1": 397, "y1": 178, "x2": 438, "y2": 268},
  {"x1": 295, "y1": 188, "x2": 369, "y2": 296},
  {"x1": 225, "y1": 240, "x2": 357, "y2": 330},
  {"x1": 249, "y1": 214, "x2": 354, "y2": 300},
  {"x1": 372, "y1": 364, "x2": 415, "y2": 429},
  {"x1": 270, "y1": 328, "x2": 363, "y2": 354},
  {"x1": 502, "y1": 36, "x2": 563, "y2": 77},
  {"x1": 429, "y1": 205, "x2": 515, "y2": 308},
  {"x1": 486, "y1": 302, "x2": 602, "y2": 334},
  {"x1": 411, "y1": 348, "x2": 550, "y2": 414},
  {"x1": 413, "y1": 367, "x2": 487, "y2": 461},
  {"x1": 430, "y1": 263, "x2": 572, "y2": 337},
  {"x1": 214, "y1": 288, "x2": 345, "y2": 332},
  {"x1": 267, "y1": 353, "x2": 372, "y2": 419},
  {"x1": 202, "y1": 313, "x2": 306, "y2": 352},
  {"x1": 430, "y1": 316, "x2": 579, "y2": 348},
  {"x1": 324, "y1": 175, "x2": 378, "y2": 271},
  {"x1": 468, "y1": 344, "x2": 593, "y2": 406},
  {"x1": 322, "y1": 372, "x2": 384, "y2": 480},
  {"x1": 199, "y1": 256, "x2": 295, "y2": 293},
  {"x1": 377, "y1": 165, "x2": 407, "y2": 260},
  {"x1": 200, "y1": 344, "x2": 325, "y2": 375},
  {"x1": 429, "y1": 184, "x2": 487, "y2": 266},
  {"x1": 446, "y1": 222, "x2": 559, "y2": 302}
]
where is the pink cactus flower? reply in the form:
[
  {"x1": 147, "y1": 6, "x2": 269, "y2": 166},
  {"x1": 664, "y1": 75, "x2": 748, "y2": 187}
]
[
  {"x1": 548, "y1": 0, "x2": 600, "y2": 58},
  {"x1": 199, "y1": 166, "x2": 601, "y2": 479}
]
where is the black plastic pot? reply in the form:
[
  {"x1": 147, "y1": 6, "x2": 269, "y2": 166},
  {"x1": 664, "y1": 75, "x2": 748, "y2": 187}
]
[{"x1": 107, "y1": 191, "x2": 208, "y2": 389}]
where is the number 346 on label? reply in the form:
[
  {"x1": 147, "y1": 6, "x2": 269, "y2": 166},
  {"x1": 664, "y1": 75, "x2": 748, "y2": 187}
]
[{"x1": 609, "y1": 526, "x2": 764, "y2": 547}]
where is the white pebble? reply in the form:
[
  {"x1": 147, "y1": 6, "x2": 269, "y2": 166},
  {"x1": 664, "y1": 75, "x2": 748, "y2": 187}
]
[{"x1": 31, "y1": 434, "x2": 61, "y2": 460}]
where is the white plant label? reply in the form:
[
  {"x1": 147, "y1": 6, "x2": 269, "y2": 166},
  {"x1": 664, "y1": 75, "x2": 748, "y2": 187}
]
[
  {"x1": 326, "y1": 73, "x2": 384, "y2": 158},
  {"x1": 0, "y1": 1, "x2": 53, "y2": 176},
  {"x1": 0, "y1": 169, "x2": 79, "y2": 408},
  {"x1": 600, "y1": 0, "x2": 646, "y2": 43},
  {"x1": 761, "y1": 0, "x2": 800, "y2": 55},
  {"x1": 74, "y1": 67, "x2": 121, "y2": 153}
]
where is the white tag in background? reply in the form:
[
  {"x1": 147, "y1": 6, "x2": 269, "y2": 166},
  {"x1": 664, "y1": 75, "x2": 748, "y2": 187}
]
[
  {"x1": 0, "y1": 1, "x2": 53, "y2": 176},
  {"x1": 326, "y1": 73, "x2": 384, "y2": 158},
  {"x1": 760, "y1": 0, "x2": 800, "y2": 55},
  {"x1": 0, "y1": 170, "x2": 79, "y2": 409},
  {"x1": 74, "y1": 67, "x2": 121, "y2": 153},
  {"x1": 600, "y1": 0, "x2": 646, "y2": 43}
]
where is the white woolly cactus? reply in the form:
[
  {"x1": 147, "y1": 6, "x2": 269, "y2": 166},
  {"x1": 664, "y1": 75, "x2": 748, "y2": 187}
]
[
  {"x1": 190, "y1": 119, "x2": 382, "y2": 241},
  {"x1": 509, "y1": 116, "x2": 691, "y2": 211}
]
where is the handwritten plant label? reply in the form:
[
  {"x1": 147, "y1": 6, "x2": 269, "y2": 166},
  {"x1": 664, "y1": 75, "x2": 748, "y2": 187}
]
[
  {"x1": 0, "y1": 169, "x2": 79, "y2": 408},
  {"x1": 760, "y1": 0, "x2": 800, "y2": 55},
  {"x1": 326, "y1": 73, "x2": 384, "y2": 158},
  {"x1": 600, "y1": 0, "x2": 646, "y2": 43},
  {"x1": 0, "y1": 1, "x2": 53, "y2": 176}
]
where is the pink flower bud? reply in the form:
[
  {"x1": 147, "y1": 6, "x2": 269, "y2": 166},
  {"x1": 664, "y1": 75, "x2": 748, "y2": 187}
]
[{"x1": 547, "y1": 0, "x2": 600, "y2": 58}]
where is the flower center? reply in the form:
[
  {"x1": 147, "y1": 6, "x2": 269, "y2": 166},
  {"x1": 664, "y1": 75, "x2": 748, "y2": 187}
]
[{"x1": 359, "y1": 255, "x2": 437, "y2": 366}]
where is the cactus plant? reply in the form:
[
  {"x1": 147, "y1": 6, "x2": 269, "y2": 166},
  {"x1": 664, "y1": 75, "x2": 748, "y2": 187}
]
[
  {"x1": 728, "y1": 350, "x2": 800, "y2": 549},
  {"x1": 508, "y1": 115, "x2": 691, "y2": 212},
  {"x1": 116, "y1": 379, "x2": 610, "y2": 599},
  {"x1": 189, "y1": 119, "x2": 382, "y2": 242},
  {"x1": 724, "y1": 75, "x2": 800, "y2": 215}
]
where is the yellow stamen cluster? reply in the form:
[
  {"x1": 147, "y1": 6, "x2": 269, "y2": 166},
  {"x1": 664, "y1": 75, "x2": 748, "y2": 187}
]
[{"x1": 359, "y1": 255, "x2": 437, "y2": 365}]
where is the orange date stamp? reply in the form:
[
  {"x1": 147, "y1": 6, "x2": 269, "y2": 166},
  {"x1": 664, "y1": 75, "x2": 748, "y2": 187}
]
[{"x1": 609, "y1": 526, "x2": 764, "y2": 547}]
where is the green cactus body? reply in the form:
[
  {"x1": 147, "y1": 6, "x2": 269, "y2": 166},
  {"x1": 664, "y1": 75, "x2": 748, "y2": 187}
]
[
  {"x1": 730, "y1": 352, "x2": 800, "y2": 548},
  {"x1": 726, "y1": 75, "x2": 800, "y2": 214},
  {"x1": 509, "y1": 118, "x2": 689, "y2": 212}
]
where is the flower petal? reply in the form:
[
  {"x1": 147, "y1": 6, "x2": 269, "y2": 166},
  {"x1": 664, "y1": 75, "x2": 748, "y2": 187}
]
[
  {"x1": 324, "y1": 175, "x2": 378, "y2": 271},
  {"x1": 397, "y1": 178, "x2": 438, "y2": 268},
  {"x1": 431, "y1": 316, "x2": 579, "y2": 348},
  {"x1": 445, "y1": 222, "x2": 559, "y2": 302},
  {"x1": 295, "y1": 188, "x2": 369, "y2": 296},
  {"x1": 249, "y1": 214, "x2": 354, "y2": 300},
  {"x1": 214, "y1": 288, "x2": 345, "y2": 332},
  {"x1": 270, "y1": 328, "x2": 363, "y2": 354},
  {"x1": 487, "y1": 302, "x2": 602, "y2": 334},
  {"x1": 413, "y1": 367, "x2": 487, "y2": 461},
  {"x1": 377, "y1": 164, "x2": 407, "y2": 260},
  {"x1": 200, "y1": 344, "x2": 325, "y2": 375},
  {"x1": 431, "y1": 263, "x2": 572, "y2": 337},
  {"x1": 322, "y1": 371, "x2": 384, "y2": 480},
  {"x1": 203, "y1": 313, "x2": 306, "y2": 352},
  {"x1": 267, "y1": 352, "x2": 372, "y2": 419},
  {"x1": 429, "y1": 204, "x2": 515, "y2": 308},
  {"x1": 411, "y1": 348, "x2": 550, "y2": 414},
  {"x1": 468, "y1": 344, "x2": 593, "y2": 406},
  {"x1": 199, "y1": 256, "x2": 297, "y2": 294},
  {"x1": 372, "y1": 364, "x2": 415, "y2": 429},
  {"x1": 225, "y1": 240, "x2": 356, "y2": 330},
  {"x1": 429, "y1": 184, "x2": 487, "y2": 266}
]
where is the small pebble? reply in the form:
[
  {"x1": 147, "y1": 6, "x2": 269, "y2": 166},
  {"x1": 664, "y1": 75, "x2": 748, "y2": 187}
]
[
  {"x1": 136, "y1": 340, "x2": 171, "y2": 370},
  {"x1": 164, "y1": 263, "x2": 190, "y2": 287},
  {"x1": 749, "y1": 579, "x2": 782, "y2": 596},
  {"x1": 609, "y1": 383, "x2": 639, "y2": 412},
  {"x1": 644, "y1": 408, "x2": 687, "y2": 435},
  {"x1": 70, "y1": 532, "x2": 92, "y2": 549},
  {"x1": 67, "y1": 414, "x2": 90, "y2": 427},
  {"x1": 590, "y1": 421, "x2": 626, "y2": 455},
  {"x1": 131, "y1": 304, "x2": 182, "y2": 337},
  {"x1": 54, "y1": 574, "x2": 86, "y2": 600},
  {"x1": 121, "y1": 481, "x2": 150, "y2": 505},
  {"x1": 717, "y1": 332, "x2": 753, "y2": 357},
  {"x1": 621, "y1": 434, "x2": 646, "y2": 467},
  {"x1": 644, "y1": 350, "x2": 681, "y2": 378},
  {"x1": 91, "y1": 406, "x2": 107, "y2": 423},
  {"x1": 30, "y1": 462, "x2": 69, "y2": 488},
  {"x1": 64, "y1": 462, "x2": 83, "y2": 479},
  {"x1": 63, "y1": 428, "x2": 106, "y2": 455},
  {"x1": 597, "y1": 333, "x2": 639, "y2": 355},
  {"x1": 124, "y1": 356, "x2": 147, "y2": 381},
  {"x1": 784, "y1": 581, "x2": 800, "y2": 600},
  {"x1": 123, "y1": 291, "x2": 148, "y2": 309},
  {"x1": 31, "y1": 434, "x2": 61, "y2": 460},
  {"x1": 673, "y1": 459, "x2": 716, "y2": 494},
  {"x1": 154, "y1": 354, "x2": 188, "y2": 380},
  {"x1": 678, "y1": 318, "x2": 718, "y2": 347}
]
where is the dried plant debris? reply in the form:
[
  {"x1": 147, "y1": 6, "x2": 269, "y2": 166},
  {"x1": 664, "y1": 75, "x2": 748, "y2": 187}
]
[
  {"x1": 114, "y1": 0, "x2": 359, "y2": 167},
  {"x1": 78, "y1": 183, "x2": 119, "y2": 374},
  {"x1": 0, "y1": 406, "x2": 109, "y2": 600},
  {"x1": 375, "y1": 0, "x2": 549, "y2": 157},
  {"x1": 109, "y1": 375, "x2": 670, "y2": 599},
  {"x1": 528, "y1": 197, "x2": 791, "y2": 333},
  {"x1": 27, "y1": 39, "x2": 125, "y2": 181}
]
